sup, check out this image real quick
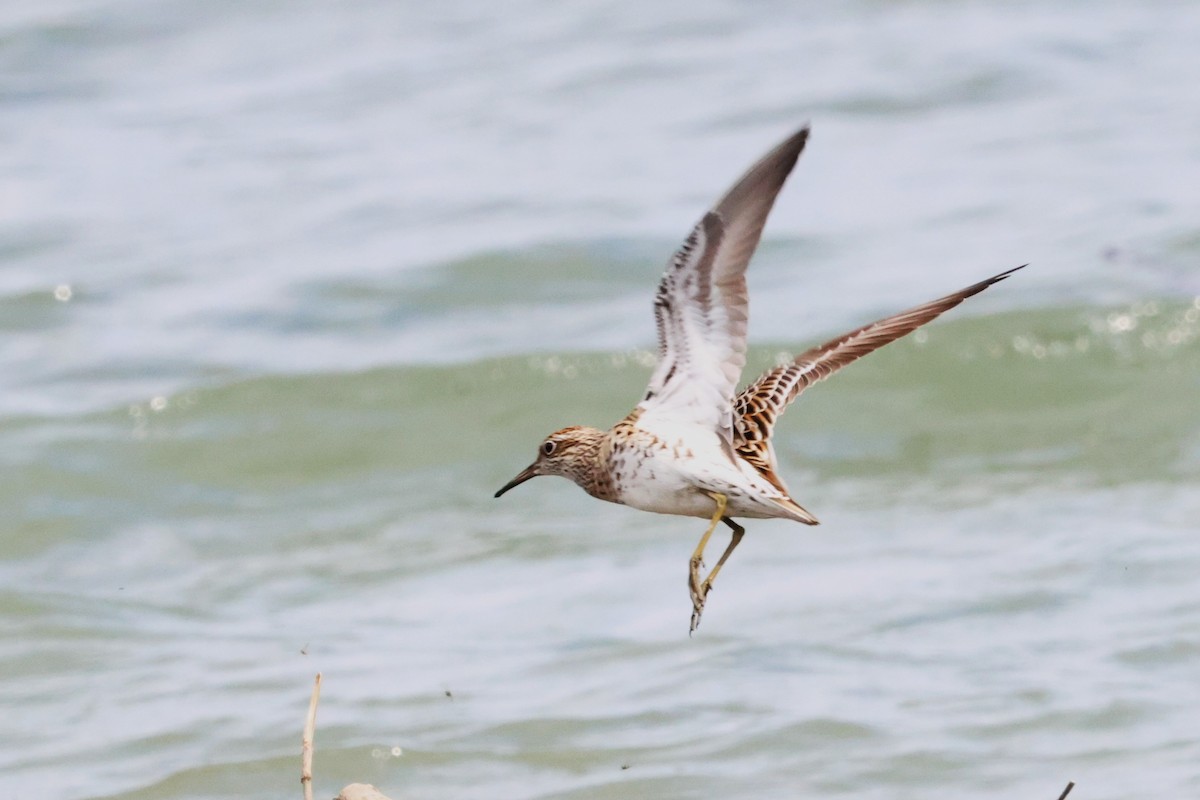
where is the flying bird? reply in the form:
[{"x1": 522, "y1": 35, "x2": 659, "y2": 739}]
[{"x1": 496, "y1": 126, "x2": 1022, "y2": 633}]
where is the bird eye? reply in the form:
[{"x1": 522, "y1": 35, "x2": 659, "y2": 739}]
[{"x1": 542, "y1": 441, "x2": 556, "y2": 455}]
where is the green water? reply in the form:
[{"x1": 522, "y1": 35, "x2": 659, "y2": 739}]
[
  {"x1": 4, "y1": 0, "x2": 1200, "y2": 797},
  {"x1": 5, "y1": 300, "x2": 1198, "y2": 798}
]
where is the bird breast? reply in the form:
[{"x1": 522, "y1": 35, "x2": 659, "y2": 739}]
[{"x1": 605, "y1": 423, "x2": 733, "y2": 518}]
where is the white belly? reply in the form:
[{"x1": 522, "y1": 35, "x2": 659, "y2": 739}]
[{"x1": 609, "y1": 421, "x2": 785, "y2": 520}]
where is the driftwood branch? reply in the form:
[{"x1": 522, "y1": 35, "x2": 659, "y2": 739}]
[
  {"x1": 300, "y1": 672, "x2": 395, "y2": 800},
  {"x1": 301, "y1": 673, "x2": 321, "y2": 800}
]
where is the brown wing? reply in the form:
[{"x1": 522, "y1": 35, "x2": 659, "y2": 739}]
[
  {"x1": 638, "y1": 127, "x2": 810, "y2": 447},
  {"x1": 733, "y1": 265, "x2": 1025, "y2": 485}
]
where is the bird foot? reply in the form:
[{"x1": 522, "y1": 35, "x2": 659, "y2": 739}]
[{"x1": 688, "y1": 578, "x2": 714, "y2": 636}]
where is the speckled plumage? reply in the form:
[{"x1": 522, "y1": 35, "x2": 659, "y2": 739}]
[{"x1": 495, "y1": 126, "x2": 1022, "y2": 633}]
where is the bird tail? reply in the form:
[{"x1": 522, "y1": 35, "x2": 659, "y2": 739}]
[{"x1": 770, "y1": 495, "x2": 820, "y2": 525}]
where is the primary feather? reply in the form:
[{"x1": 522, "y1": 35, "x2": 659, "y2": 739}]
[
  {"x1": 732, "y1": 265, "x2": 1025, "y2": 485},
  {"x1": 637, "y1": 128, "x2": 811, "y2": 449}
]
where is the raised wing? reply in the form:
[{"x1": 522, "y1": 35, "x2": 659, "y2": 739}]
[
  {"x1": 637, "y1": 127, "x2": 810, "y2": 443},
  {"x1": 734, "y1": 265, "x2": 1025, "y2": 483}
]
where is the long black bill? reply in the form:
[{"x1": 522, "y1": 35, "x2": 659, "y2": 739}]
[{"x1": 494, "y1": 463, "x2": 538, "y2": 498}]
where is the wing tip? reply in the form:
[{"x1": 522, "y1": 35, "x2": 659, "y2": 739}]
[
  {"x1": 715, "y1": 124, "x2": 812, "y2": 219},
  {"x1": 775, "y1": 124, "x2": 812, "y2": 175},
  {"x1": 991, "y1": 263, "x2": 1028, "y2": 283},
  {"x1": 959, "y1": 263, "x2": 1028, "y2": 301},
  {"x1": 795, "y1": 123, "x2": 812, "y2": 145}
]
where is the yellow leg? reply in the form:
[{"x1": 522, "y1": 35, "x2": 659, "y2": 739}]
[
  {"x1": 689, "y1": 493, "x2": 726, "y2": 572},
  {"x1": 700, "y1": 518, "x2": 745, "y2": 595},
  {"x1": 688, "y1": 492, "x2": 727, "y2": 635}
]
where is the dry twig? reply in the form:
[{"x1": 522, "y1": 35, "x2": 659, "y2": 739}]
[
  {"x1": 1055, "y1": 781, "x2": 1075, "y2": 800},
  {"x1": 301, "y1": 673, "x2": 321, "y2": 800},
  {"x1": 299, "y1": 673, "x2": 394, "y2": 800}
]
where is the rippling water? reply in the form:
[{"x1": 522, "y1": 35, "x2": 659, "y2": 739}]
[{"x1": 3, "y1": 1, "x2": 1199, "y2": 798}]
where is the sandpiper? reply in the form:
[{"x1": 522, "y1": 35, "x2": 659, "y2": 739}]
[{"x1": 496, "y1": 126, "x2": 1022, "y2": 633}]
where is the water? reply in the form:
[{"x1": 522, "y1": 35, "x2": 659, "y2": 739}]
[{"x1": 3, "y1": 1, "x2": 1199, "y2": 798}]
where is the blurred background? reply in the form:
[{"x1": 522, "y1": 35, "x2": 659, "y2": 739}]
[{"x1": 2, "y1": 1, "x2": 1198, "y2": 798}]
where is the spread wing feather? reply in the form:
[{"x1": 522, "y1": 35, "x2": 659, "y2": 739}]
[
  {"x1": 734, "y1": 266, "x2": 1026, "y2": 483},
  {"x1": 637, "y1": 127, "x2": 810, "y2": 444}
]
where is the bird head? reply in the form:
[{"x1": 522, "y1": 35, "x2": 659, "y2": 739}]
[{"x1": 494, "y1": 426, "x2": 605, "y2": 497}]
